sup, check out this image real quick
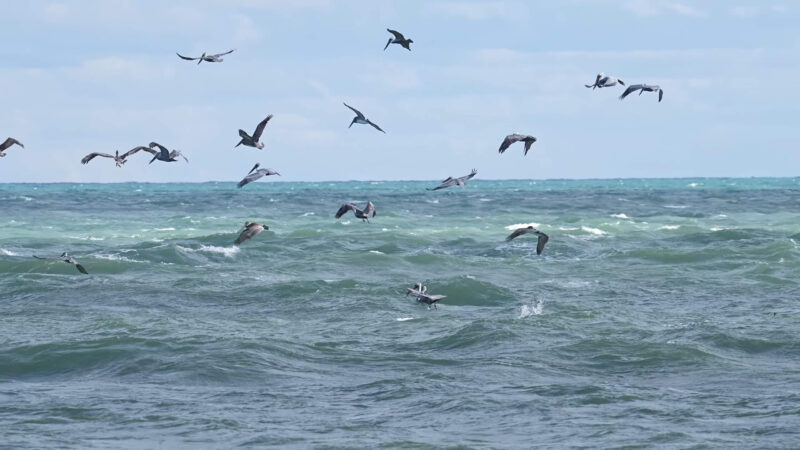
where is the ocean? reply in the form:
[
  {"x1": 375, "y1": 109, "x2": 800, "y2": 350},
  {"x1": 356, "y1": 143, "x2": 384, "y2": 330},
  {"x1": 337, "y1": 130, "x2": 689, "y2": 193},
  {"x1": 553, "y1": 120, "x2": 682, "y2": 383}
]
[{"x1": 1, "y1": 178, "x2": 799, "y2": 448}]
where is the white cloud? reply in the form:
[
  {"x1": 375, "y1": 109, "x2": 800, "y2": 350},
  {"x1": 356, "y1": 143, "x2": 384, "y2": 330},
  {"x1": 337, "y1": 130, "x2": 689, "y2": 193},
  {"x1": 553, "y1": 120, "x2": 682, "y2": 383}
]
[{"x1": 621, "y1": 0, "x2": 706, "y2": 17}]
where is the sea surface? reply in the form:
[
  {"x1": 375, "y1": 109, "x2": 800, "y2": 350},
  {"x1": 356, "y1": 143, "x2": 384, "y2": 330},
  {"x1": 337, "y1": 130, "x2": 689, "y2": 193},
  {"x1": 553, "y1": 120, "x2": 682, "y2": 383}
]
[{"x1": 1, "y1": 178, "x2": 799, "y2": 448}]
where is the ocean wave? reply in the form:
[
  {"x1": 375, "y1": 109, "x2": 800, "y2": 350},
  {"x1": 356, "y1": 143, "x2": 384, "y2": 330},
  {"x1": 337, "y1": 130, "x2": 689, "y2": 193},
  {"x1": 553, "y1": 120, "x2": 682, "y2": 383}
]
[
  {"x1": 519, "y1": 299, "x2": 544, "y2": 318},
  {"x1": 610, "y1": 213, "x2": 630, "y2": 219},
  {"x1": 581, "y1": 226, "x2": 607, "y2": 235},
  {"x1": 177, "y1": 244, "x2": 240, "y2": 258},
  {"x1": 506, "y1": 222, "x2": 540, "y2": 230},
  {"x1": 1, "y1": 248, "x2": 19, "y2": 256}
]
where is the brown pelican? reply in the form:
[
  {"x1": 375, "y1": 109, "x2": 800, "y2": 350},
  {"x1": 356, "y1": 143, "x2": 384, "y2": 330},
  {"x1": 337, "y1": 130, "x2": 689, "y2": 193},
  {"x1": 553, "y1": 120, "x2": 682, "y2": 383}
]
[
  {"x1": 384, "y1": 29, "x2": 413, "y2": 51},
  {"x1": 234, "y1": 221, "x2": 268, "y2": 245},
  {"x1": 147, "y1": 142, "x2": 188, "y2": 164},
  {"x1": 176, "y1": 49, "x2": 235, "y2": 64},
  {"x1": 428, "y1": 169, "x2": 477, "y2": 191},
  {"x1": 335, "y1": 201, "x2": 376, "y2": 222},
  {"x1": 405, "y1": 283, "x2": 445, "y2": 309},
  {"x1": 506, "y1": 226, "x2": 549, "y2": 255},
  {"x1": 343, "y1": 103, "x2": 385, "y2": 133},
  {"x1": 498, "y1": 134, "x2": 537, "y2": 155},
  {"x1": 585, "y1": 72, "x2": 625, "y2": 89},
  {"x1": 33, "y1": 252, "x2": 88, "y2": 274},
  {"x1": 236, "y1": 115, "x2": 273, "y2": 149},
  {"x1": 620, "y1": 84, "x2": 663, "y2": 102},
  {"x1": 0, "y1": 137, "x2": 24, "y2": 157},
  {"x1": 81, "y1": 146, "x2": 151, "y2": 167},
  {"x1": 237, "y1": 163, "x2": 280, "y2": 188}
]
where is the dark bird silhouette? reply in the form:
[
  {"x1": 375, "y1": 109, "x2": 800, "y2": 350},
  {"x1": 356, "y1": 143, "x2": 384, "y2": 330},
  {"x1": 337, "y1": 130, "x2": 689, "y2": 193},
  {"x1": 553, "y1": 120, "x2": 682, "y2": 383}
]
[
  {"x1": 235, "y1": 221, "x2": 268, "y2": 245},
  {"x1": 0, "y1": 137, "x2": 24, "y2": 157},
  {"x1": 335, "y1": 201, "x2": 376, "y2": 222},
  {"x1": 405, "y1": 283, "x2": 445, "y2": 309},
  {"x1": 176, "y1": 49, "x2": 235, "y2": 64},
  {"x1": 585, "y1": 72, "x2": 625, "y2": 89},
  {"x1": 237, "y1": 163, "x2": 280, "y2": 188},
  {"x1": 147, "y1": 142, "x2": 188, "y2": 164},
  {"x1": 619, "y1": 84, "x2": 663, "y2": 102},
  {"x1": 343, "y1": 103, "x2": 385, "y2": 133},
  {"x1": 81, "y1": 146, "x2": 151, "y2": 167},
  {"x1": 384, "y1": 29, "x2": 413, "y2": 51},
  {"x1": 498, "y1": 134, "x2": 537, "y2": 155},
  {"x1": 506, "y1": 226, "x2": 549, "y2": 255},
  {"x1": 236, "y1": 115, "x2": 273, "y2": 149},
  {"x1": 33, "y1": 252, "x2": 88, "y2": 274},
  {"x1": 428, "y1": 169, "x2": 477, "y2": 191}
]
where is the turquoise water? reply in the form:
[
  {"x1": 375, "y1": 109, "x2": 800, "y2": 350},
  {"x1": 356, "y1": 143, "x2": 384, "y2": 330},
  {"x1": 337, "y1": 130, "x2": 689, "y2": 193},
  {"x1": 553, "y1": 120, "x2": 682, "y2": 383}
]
[{"x1": 1, "y1": 178, "x2": 799, "y2": 448}]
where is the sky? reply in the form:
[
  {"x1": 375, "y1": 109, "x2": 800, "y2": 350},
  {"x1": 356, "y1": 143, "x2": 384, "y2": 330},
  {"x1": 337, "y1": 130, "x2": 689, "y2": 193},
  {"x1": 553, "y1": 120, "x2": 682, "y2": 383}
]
[{"x1": 0, "y1": 0, "x2": 798, "y2": 182}]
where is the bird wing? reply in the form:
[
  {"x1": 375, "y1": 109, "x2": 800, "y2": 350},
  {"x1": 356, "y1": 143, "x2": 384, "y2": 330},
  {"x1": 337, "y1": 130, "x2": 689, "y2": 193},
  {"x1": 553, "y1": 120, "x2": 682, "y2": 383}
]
[
  {"x1": 658, "y1": 88, "x2": 664, "y2": 102},
  {"x1": 343, "y1": 102, "x2": 365, "y2": 119},
  {"x1": 120, "y1": 146, "x2": 153, "y2": 159},
  {"x1": 425, "y1": 294, "x2": 445, "y2": 302},
  {"x1": 431, "y1": 177, "x2": 455, "y2": 190},
  {"x1": 617, "y1": 79, "x2": 625, "y2": 86},
  {"x1": 384, "y1": 37, "x2": 393, "y2": 51},
  {"x1": 505, "y1": 228, "x2": 529, "y2": 242},
  {"x1": 335, "y1": 203, "x2": 358, "y2": 219},
  {"x1": 173, "y1": 151, "x2": 189, "y2": 163},
  {"x1": 237, "y1": 170, "x2": 264, "y2": 188},
  {"x1": 536, "y1": 232, "x2": 549, "y2": 255},
  {"x1": 459, "y1": 169, "x2": 478, "y2": 183},
  {"x1": 176, "y1": 53, "x2": 199, "y2": 61},
  {"x1": 498, "y1": 134, "x2": 520, "y2": 154},
  {"x1": 619, "y1": 84, "x2": 642, "y2": 100},
  {"x1": 523, "y1": 137, "x2": 537, "y2": 155},
  {"x1": 149, "y1": 141, "x2": 170, "y2": 158},
  {"x1": 211, "y1": 49, "x2": 235, "y2": 57},
  {"x1": 252, "y1": 114, "x2": 273, "y2": 141},
  {"x1": 247, "y1": 162, "x2": 260, "y2": 174},
  {"x1": 387, "y1": 29, "x2": 405, "y2": 40},
  {"x1": 234, "y1": 225, "x2": 259, "y2": 245},
  {"x1": 75, "y1": 263, "x2": 89, "y2": 274},
  {"x1": 0, "y1": 137, "x2": 23, "y2": 151},
  {"x1": 363, "y1": 201, "x2": 376, "y2": 218},
  {"x1": 80, "y1": 152, "x2": 114, "y2": 164},
  {"x1": 367, "y1": 120, "x2": 385, "y2": 133}
]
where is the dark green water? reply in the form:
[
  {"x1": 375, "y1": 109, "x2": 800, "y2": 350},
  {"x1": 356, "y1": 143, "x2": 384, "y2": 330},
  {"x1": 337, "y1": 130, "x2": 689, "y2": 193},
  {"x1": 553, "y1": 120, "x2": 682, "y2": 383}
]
[{"x1": 1, "y1": 178, "x2": 799, "y2": 448}]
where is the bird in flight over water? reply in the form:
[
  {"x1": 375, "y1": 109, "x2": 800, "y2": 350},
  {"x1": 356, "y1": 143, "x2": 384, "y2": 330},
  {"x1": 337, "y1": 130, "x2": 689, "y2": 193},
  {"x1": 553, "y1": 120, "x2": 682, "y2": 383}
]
[
  {"x1": 428, "y1": 169, "x2": 477, "y2": 191},
  {"x1": 498, "y1": 134, "x2": 537, "y2": 156},
  {"x1": 619, "y1": 84, "x2": 663, "y2": 102},
  {"x1": 585, "y1": 72, "x2": 625, "y2": 89},
  {"x1": 384, "y1": 29, "x2": 413, "y2": 51},
  {"x1": 506, "y1": 226, "x2": 549, "y2": 255},
  {"x1": 146, "y1": 142, "x2": 189, "y2": 164},
  {"x1": 335, "y1": 201, "x2": 377, "y2": 223},
  {"x1": 0, "y1": 137, "x2": 24, "y2": 157},
  {"x1": 237, "y1": 163, "x2": 280, "y2": 188},
  {"x1": 176, "y1": 49, "x2": 235, "y2": 64},
  {"x1": 234, "y1": 221, "x2": 268, "y2": 245},
  {"x1": 236, "y1": 115, "x2": 273, "y2": 149},
  {"x1": 81, "y1": 146, "x2": 152, "y2": 167},
  {"x1": 343, "y1": 103, "x2": 385, "y2": 133},
  {"x1": 33, "y1": 252, "x2": 89, "y2": 274}
]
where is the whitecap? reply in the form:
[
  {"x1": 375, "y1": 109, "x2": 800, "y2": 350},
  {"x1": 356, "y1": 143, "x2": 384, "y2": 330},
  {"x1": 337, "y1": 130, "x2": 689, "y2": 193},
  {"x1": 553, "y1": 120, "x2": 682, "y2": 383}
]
[
  {"x1": 425, "y1": 199, "x2": 439, "y2": 204},
  {"x1": 519, "y1": 299, "x2": 544, "y2": 318},
  {"x1": 479, "y1": 198, "x2": 493, "y2": 202},
  {"x1": 710, "y1": 227, "x2": 726, "y2": 231},
  {"x1": 381, "y1": 228, "x2": 389, "y2": 231},
  {"x1": 369, "y1": 250, "x2": 385, "y2": 255},
  {"x1": 302, "y1": 212, "x2": 315, "y2": 217},
  {"x1": 688, "y1": 182, "x2": 700, "y2": 188},
  {"x1": 178, "y1": 245, "x2": 240, "y2": 258},
  {"x1": 658, "y1": 225, "x2": 680, "y2": 230},
  {"x1": 505, "y1": 222, "x2": 540, "y2": 230},
  {"x1": 396, "y1": 317, "x2": 414, "y2": 322},
  {"x1": 663, "y1": 205, "x2": 688, "y2": 209},
  {"x1": 155, "y1": 227, "x2": 175, "y2": 231},
  {"x1": 89, "y1": 237, "x2": 105, "y2": 241},
  {"x1": 559, "y1": 226, "x2": 578, "y2": 231},
  {"x1": 1, "y1": 248, "x2": 19, "y2": 256},
  {"x1": 610, "y1": 213, "x2": 630, "y2": 219},
  {"x1": 94, "y1": 254, "x2": 144, "y2": 263},
  {"x1": 581, "y1": 226, "x2": 606, "y2": 235}
]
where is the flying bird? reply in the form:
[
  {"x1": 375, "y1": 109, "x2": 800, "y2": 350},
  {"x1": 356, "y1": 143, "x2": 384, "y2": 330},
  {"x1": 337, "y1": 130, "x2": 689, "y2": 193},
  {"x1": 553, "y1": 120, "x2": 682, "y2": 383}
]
[
  {"x1": 33, "y1": 252, "x2": 88, "y2": 274},
  {"x1": 498, "y1": 134, "x2": 537, "y2": 155},
  {"x1": 237, "y1": 163, "x2": 280, "y2": 188},
  {"x1": 585, "y1": 72, "x2": 625, "y2": 89},
  {"x1": 384, "y1": 29, "x2": 413, "y2": 51},
  {"x1": 147, "y1": 142, "x2": 189, "y2": 164},
  {"x1": 81, "y1": 146, "x2": 152, "y2": 167},
  {"x1": 619, "y1": 84, "x2": 663, "y2": 102},
  {"x1": 236, "y1": 114, "x2": 273, "y2": 149},
  {"x1": 343, "y1": 103, "x2": 385, "y2": 133},
  {"x1": 176, "y1": 49, "x2": 235, "y2": 64},
  {"x1": 428, "y1": 169, "x2": 477, "y2": 191},
  {"x1": 234, "y1": 221, "x2": 268, "y2": 245},
  {"x1": 505, "y1": 226, "x2": 549, "y2": 255},
  {"x1": 0, "y1": 137, "x2": 24, "y2": 157},
  {"x1": 335, "y1": 201, "x2": 376, "y2": 222},
  {"x1": 405, "y1": 283, "x2": 445, "y2": 310}
]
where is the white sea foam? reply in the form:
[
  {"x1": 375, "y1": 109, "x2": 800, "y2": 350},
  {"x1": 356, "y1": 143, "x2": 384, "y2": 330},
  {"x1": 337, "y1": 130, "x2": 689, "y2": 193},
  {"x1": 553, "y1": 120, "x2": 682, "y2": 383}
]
[
  {"x1": 559, "y1": 226, "x2": 579, "y2": 231},
  {"x1": 1, "y1": 248, "x2": 19, "y2": 256},
  {"x1": 710, "y1": 227, "x2": 726, "y2": 231},
  {"x1": 89, "y1": 237, "x2": 105, "y2": 241},
  {"x1": 659, "y1": 225, "x2": 680, "y2": 230},
  {"x1": 94, "y1": 254, "x2": 143, "y2": 263},
  {"x1": 581, "y1": 226, "x2": 606, "y2": 235},
  {"x1": 688, "y1": 182, "x2": 700, "y2": 188},
  {"x1": 519, "y1": 299, "x2": 544, "y2": 318},
  {"x1": 505, "y1": 222, "x2": 540, "y2": 230},
  {"x1": 396, "y1": 317, "x2": 414, "y2": 322},
  {"x1": 155, "y1": 227, "x2": 175, "y2": 231},
  {"x1": 611, "y1": 213, "x2": 630, "y2": 219},
  {"x1": 178, "y1": 245, "x2": 240, "y2": 258},
  {"x1": 425, "y1": 199, "x2": 439, "y2": 204},
  {"x1": 663, "y1": 205, "x2": 688, "y2": 209},
  {"x1": 302, "y1": 212, "x2": 315, "y2": 216},
  {"x1": 369, "y1": 250, "x2": 385, "y2": 255}
]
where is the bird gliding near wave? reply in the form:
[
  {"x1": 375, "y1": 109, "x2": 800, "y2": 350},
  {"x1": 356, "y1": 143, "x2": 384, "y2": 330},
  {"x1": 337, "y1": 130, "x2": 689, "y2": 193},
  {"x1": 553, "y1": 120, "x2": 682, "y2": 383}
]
[
  {"x1": 33, "y1": 252, "x2": 88, "y2": 274},
  {"x1": 384, "y1": 29, "x2": 413, "y2": 51},
  {"x1": 498, "y1": 134, "x2": 537, "y2": 156},
  {"x1": 585, "y1": 73, "x2": 625, "y2": 89},
  {"x1": 176, "y1": 49, "x2": 235, "y2": 64},
  {"x1": 0, "y1": 137, "x2": 24, "y2": 157},
  {"x1": 506, "y1": 226, "x2": 549, "y2": 255},
  {"x1": 81, "y1": 146, "x2": 152, "y2": 167},
  {"x1": 405, "y1": 283, "x2": 445, "y2": 310},
  {"x1": 237, "y1": 163, "x2": 280, "y2": 188},
  {"x1": 343, "y1": 103, "x2": 385, "y2": 133},
  {"x1": 428, "y1": 169, "x2": 477, "y2": 191},
  {"x1": 234, "y1": 221, "x2": 268, "y2": 245},
  {"x1": 335, "y1": 201, "x2": 376, "y2": 222},
  {"x1": 620, "y1": 84, "x2": 664, "y2": 102},
  {"x1": 147, "y1": 142, "x2": 189, "y2": 164},
  {"x1": 236, "y1": 115, "x2": 273, "y2": 149}
]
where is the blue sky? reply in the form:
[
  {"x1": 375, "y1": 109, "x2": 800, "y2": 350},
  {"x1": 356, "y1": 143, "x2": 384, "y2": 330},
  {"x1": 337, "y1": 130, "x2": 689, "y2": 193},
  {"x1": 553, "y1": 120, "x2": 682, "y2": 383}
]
[{"x1": 1, "y1": 0, "x2": 798, "y2": 182}]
